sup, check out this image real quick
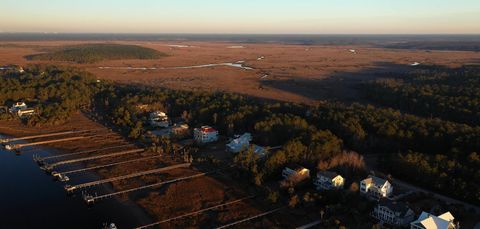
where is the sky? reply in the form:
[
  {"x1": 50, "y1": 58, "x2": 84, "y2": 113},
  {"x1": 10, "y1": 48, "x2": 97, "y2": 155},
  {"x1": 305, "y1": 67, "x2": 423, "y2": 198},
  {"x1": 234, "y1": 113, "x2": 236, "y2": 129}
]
[{"x1": 1, "y1": 0, "x2": 479, "y2": 34}]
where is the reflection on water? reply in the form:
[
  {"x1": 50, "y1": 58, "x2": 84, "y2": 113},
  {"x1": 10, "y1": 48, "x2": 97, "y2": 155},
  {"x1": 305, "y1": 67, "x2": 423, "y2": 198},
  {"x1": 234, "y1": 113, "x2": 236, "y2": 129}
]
[
  {"x1": 98, "y1": 60, "x2": 254, "y2": 71},
  {"x1": 0, "y1": 135, "x2": 142, "y2": 229}
]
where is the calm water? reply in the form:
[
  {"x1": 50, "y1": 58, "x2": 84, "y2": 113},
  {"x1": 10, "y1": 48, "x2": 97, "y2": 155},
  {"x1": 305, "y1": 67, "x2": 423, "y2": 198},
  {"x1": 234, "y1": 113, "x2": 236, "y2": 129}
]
[{"x1": 0, "y1": 135, "x2": 144, "y2": 229}]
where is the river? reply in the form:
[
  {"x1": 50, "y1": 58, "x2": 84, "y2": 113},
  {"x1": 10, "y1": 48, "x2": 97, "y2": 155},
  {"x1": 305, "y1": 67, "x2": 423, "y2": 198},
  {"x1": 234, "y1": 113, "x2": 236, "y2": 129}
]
[{"x1": 0, "y1": 135, "x2": 145, "y2": 229}]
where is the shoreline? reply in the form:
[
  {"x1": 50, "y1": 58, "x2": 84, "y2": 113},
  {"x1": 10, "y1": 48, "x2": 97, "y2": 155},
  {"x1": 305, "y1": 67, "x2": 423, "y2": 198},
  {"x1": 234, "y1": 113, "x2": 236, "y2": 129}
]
[{"x1": 0, "y1": 119, "x2": 154, "y2": 228}]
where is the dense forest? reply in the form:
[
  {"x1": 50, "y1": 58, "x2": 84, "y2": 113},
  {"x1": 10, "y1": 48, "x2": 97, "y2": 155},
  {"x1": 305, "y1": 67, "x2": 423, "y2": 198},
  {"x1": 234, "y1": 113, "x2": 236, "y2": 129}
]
[
  {"x1": 360, "y1": 66, "x2": 480, "y2": 205},
  {"x1": 26, "y1": 44, "x2": 166, "y2": 63},
  {"x1": 0, "y1": 65, "x2": 98, "y2": 125},
  {"x1": 385, "y1": 41, "x2": 480, "y2": 52},
  {"x1": 1, "y1": 65, "x2": 479, "y2": 207},
  {"x1": 363, "y1": 66, "x2": 480, "y2": 126},
  {"x1": 92, "y1": 77, "x2": 480, "y2": 205}
]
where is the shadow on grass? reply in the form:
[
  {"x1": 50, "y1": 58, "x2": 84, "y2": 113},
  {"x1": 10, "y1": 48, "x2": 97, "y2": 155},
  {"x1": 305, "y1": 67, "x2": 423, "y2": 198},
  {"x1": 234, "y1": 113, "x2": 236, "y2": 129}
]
[{"x1": 259, "y1": 62, "x2": 416, "y2": 103}]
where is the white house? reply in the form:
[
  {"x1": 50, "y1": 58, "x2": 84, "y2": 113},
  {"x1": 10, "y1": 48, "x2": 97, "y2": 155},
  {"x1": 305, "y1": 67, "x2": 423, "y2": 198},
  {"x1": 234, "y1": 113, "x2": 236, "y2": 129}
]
[
  {"x1": 226, "y1": 133, "x2": 252, "y2": 153},
  {"x1": 149, "y1": 111, "x2": 170, "y2": 128},
  {"x1": 8, "y1": 102, "x2": 35, "y2": 117},
  {"x1": 410, "y1": 211, "x2": 457, "y2": 229},
  {"x1": 360, "y1": 175, "x2": 393, "y2": 198},
  {"x1": 193, "y1": 126, "x2": 219, "y2": 144},
  {"x1": 314, "y1": 171, "x2": 344, "y2": 191},
  {"x1": 372, "y1": 200, "x2": 415, "y2": 227},
  {"x1": 282, "y1": 164, "x2": 310, "y2": 182},
  {"x1": 9, "y1": 102, "x2": 27, "y2": 113}
]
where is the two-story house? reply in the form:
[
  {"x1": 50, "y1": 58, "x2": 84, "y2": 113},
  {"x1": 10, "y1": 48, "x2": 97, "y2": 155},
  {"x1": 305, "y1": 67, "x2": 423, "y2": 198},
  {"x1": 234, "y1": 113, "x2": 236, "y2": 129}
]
[
  {"x1": 226, "y1": 133, "x2": 252, "y2": 153},
  {"x1": 193, "y1": 126, "x2": 219, "y2": 144},
  {"x1": 149, "y1": 111, "x2": 170, "y2": 128},
  {"x1": 371, "y1": 199, "x2": 415, "y2": 227},
  {"x1": 360, "y1": 175, "x2": 393, "y2": 198},
  {"x1": 282, "y1": 164, "x2": 310, "y2": 182},
  {"x1": 410, "y1": 211, "x2": 457, "y2": 229},
  {"x1": 314, "y1": 171, "x2": 344, "y2": 191}
]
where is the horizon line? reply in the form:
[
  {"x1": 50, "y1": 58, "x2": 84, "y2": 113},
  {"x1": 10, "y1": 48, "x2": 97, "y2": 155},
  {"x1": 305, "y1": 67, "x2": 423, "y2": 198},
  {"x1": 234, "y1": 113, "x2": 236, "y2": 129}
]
[{"x1": 1, "y1": 32, "x2": 480, "y2": 36}]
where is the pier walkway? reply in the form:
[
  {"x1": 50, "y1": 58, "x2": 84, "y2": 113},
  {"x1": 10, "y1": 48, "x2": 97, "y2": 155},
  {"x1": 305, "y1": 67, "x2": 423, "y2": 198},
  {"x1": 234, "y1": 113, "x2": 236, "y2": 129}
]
[
  {"x1": 43, "y1": 149, "x2": 144, "y2": 170},
  {"x1": 60, "y1": 155, "x2": 161, "y2": 175},
  {"x1": 34, "y1": 144, "x2": 134, "y2": 163},
  {"x1": 134, "y1": 195, "x2": 255, "y2": 229},
  {"x1": 0, "y1": 129, "x2": 100, "y2": 143},
  {"x1": 6, "y1": 136, "x2": 90, "y2": 150},
  {"x1": 66, "y1": 163, "x2": 191, "y2": 192}
]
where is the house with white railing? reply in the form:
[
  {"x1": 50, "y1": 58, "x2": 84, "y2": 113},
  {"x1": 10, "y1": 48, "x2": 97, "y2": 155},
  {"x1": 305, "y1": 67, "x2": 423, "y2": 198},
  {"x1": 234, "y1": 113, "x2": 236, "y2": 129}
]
[
  {"x1": 372, "y1": 199, "x2": 415, "y2": 227},
  {"x1": 360, "y1": 175, "x2": 393, "y2": 198}
]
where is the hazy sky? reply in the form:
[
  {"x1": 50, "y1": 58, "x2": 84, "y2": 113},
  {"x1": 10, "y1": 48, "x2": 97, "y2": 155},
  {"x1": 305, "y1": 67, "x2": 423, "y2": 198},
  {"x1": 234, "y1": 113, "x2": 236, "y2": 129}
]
[{"x1": 1, "y1": 0, "x2": 479, "y2": 34}]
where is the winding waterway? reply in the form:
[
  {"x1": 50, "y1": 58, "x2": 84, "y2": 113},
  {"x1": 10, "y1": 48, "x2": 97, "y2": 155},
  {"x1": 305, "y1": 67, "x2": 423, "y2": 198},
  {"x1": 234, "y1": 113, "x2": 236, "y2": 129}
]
[
  {"x1": 0, "y1": 135, "x2": 145, "y2": 229},
  {"x1": 98, "y1": 60, "x2": 254, "y2": 71}
]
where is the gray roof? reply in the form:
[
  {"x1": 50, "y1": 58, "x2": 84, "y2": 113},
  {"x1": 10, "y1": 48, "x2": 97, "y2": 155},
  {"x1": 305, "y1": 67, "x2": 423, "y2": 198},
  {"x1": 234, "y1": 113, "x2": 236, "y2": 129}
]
[
  {"x1": 286, "y1": 163, "x2": 307, "y2": 172},
  {"x1": 366, "y1": 175, "x2": 388, "y2": 186},
  {"x1": 378, "y1": 199, "x2": 412, "y2": 217},
  {"x1": 317, "y1": 171, "x2": 339, "y2": 179}
]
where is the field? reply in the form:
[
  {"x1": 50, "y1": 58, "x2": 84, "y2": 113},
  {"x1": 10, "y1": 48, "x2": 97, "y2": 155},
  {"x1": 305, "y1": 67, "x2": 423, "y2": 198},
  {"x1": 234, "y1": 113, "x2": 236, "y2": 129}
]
[{"x1": 1, "y1": 40, "x2": 479, "y2": 104}]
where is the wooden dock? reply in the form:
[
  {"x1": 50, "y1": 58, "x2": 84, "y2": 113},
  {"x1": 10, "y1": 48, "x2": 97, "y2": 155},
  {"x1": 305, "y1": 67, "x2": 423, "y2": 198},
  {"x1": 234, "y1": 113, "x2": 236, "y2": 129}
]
[
  {"x1": 0, "y1": 129, "x2": 102, "y2": 143},
  {"x1": 60, "y1": 155, "x2": 162, "y2": 175},
  {"x1": 42, "y1": 148, "x2": 145, "y2": 171},
  {"x1": 6, "y1": 136, "x2": 90, "y2": 150},
  {"x1": 84, "y1": 170, "x2": 211, "y2": 204},
  {"x1": 65, "y1": 163, "x2": 191, "y2": 192},
  {"x1": 134, "y1": 195, "x2": 255, "y2": 229},
  {"x1": 34, "y1": 144, "x2": 134, "y2": 163}
]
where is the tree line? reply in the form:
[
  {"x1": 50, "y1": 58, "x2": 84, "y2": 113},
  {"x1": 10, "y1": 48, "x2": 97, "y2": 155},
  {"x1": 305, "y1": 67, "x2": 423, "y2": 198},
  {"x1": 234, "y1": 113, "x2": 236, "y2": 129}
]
[
  {"x1": 26, "y1": 44, "x2": 166, "y2": 64},
  {"x1": 0, "y1": 65, "x2": 98, "y2": 126},
  {"x1": 363, "y1": 66, "x2": 480, "y2": 126},
  {"x1": 1, "y1": 65, "x2": 478, "y2": 205}
]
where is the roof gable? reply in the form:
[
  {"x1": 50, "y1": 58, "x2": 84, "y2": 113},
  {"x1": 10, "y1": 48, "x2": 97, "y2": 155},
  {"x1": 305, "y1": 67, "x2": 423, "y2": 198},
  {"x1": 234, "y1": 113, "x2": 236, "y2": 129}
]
[
  {"x1": 317, "y1": 171, "x2": 339, "y2": 180},
  {"x1": 412, "y1": 211, "x2": 454, "y2": 229},
  {"x1": 364, "y1": 175, "x2": 389, "y2": 186},
  {"x1": 438, "y1": 212, "x2": 454, "y2": 221}
]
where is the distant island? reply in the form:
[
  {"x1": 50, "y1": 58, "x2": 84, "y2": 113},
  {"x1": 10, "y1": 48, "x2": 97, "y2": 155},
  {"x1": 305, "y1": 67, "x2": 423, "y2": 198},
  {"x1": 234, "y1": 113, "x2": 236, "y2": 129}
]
[{"x1": 25, "y1": 43, "x2": 166, "y2": 63}]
